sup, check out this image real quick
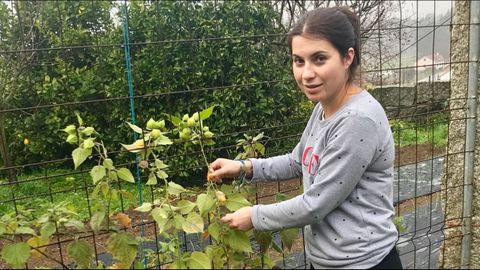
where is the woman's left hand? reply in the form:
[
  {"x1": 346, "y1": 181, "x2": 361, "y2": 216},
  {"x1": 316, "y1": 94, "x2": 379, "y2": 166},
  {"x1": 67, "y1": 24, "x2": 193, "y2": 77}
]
[{"x1": 221, "y1": 206, "x2": 253, "y2": 231}]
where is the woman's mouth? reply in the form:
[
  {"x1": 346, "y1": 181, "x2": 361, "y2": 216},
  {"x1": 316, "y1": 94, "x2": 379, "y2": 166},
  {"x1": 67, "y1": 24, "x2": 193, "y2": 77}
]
[{"x1": 304, "y1": 84, "x2": 323, "y2": 93}]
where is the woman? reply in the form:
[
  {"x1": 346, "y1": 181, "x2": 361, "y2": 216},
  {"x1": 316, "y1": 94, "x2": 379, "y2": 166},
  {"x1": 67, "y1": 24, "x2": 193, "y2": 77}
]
[{"x1": 209, "y1": 7, "x2": 402, "y2": 269}]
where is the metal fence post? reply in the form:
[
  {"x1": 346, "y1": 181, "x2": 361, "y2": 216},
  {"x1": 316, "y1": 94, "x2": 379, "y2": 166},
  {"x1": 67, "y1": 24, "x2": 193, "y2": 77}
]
[{"x1": 460, "y1": 1, "x2": 479, "y2": 268}]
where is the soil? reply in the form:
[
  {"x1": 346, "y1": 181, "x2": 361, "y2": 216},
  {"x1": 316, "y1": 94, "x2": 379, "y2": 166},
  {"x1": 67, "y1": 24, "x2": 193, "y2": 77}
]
[{"x1": 1, "y1": 144, "x2": 446, "y2": 269}]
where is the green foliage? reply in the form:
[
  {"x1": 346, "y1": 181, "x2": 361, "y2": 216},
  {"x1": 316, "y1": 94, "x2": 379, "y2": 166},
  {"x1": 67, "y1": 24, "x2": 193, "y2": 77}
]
[
  {"x1": 393, "y1": 216, "x2": 406, "y2": 234},
  {"x1": 390, "y1": 114, "x2": 449, "y2": 147},
  {"x1": 67, "y1": 240, "x2": 94, "y2": 269},
  {"x1": 106, "y1": 232, "x2": 139, "y2": 269},
  {"x1": 1, "y1": 242, "x2": 31, "y2": 269},
  {"x1": 1, "y1": 106, "x2": 302, "y2": 268},
  {"x1": 188, "y1": 251, "x2": 211, "y2": 269},
  {"x1": 280, "y1": 228, "x2": 300, "y2": 251},
  {"x1": 1, "y1": 1, "x2": 307, "y2": 185},
  {"x1": 236, "y1": 132, "x2": 267, "y2": 160}
]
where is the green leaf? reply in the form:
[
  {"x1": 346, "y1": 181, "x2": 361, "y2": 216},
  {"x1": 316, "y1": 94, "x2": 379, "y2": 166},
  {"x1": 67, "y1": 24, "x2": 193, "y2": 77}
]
[
  {"x1": 188, "y1": 251, "x2": 211, "y2": 269},
  {"x1": 1, "y1": 242, "x2": 31, "y2": 268},
  {"x1": 164, "y1": 113, "x2": 182, "y2": 126},
  {"x1": 0, "y1": 223, "x2": 6, "y2": 236},
  {"x1": 27, "y1": 236, "x2": 48, "y2": 257},
  {"x1": 108, "y1": 171, "x2": 118, "y2": 181},
  {"x1": 253, "y1": 230, "x2": 272, "y2": 253},
  {"x1": 155, "y1": 134, "x2": 173, "y2": 145},
  {"x1": 151, "y1": 208, "x2": 172, "y2": 233},
  {"x1": 72, "y1": 147, "x2": 92, "y2": 169},
  {"x1": 199, "y1": 105, "x2": 215, "y2": 120},
  {"x1": 204, "y1": 139, "x2": 215, "y2": 146},
  {"x1": 225, "y1": 193, "x2": 252, "y2": 211},
  {"x1": 90, "y1": 165, "x2": 106, "y2": 184},
  {"x1": 182, "y1": 212, "x2": 203, "y2": 234},
  {"x1": 156, "y1": 218, "x2": 172, "y2": 234},
  {"x1": 67, "y1": 240, "x2": 93, "y2": 269},
  {"x1": 151, "y1": 207, "x2": 168, "y2": 221},
  {"x1": 207, "y1": 222, "x2": 221, "y2": 241},
  {"x1": 15, "y1": 226, "x2": 36, "y2": 236},
  {"x1": 275, "y1": 192, "x2": 290, "y2": 202},
  {"x1": 75, "y1": 112, "x2": 83, "y2": 126},
  {"x1": 255, "y1": 143, "x2": 265, "y2": 155},
  {"x1": 100, "y1": 183, "x2": 110, "y2": 197},
  {"x1": 134, "y1": 203, "x2": 152, "y2": 213},
  {"x1": 64, "y1": 220, "x2": 86, "y2": 231},
  {"x1": 226, "y1": 230, "x2": 252, "y2": 253},
  {"x1": 176, "y1": 200, "x2": 196, "y2": 215},
  {"x1": 103, "y1": 158, "x2": 114, "y2": 170},
  {"x1": 126, "y1": 122, "x2": 143, "y2": 134},
  {"x1": 156, "y1": 170, "x2": 168, "y2": 180},
  {"x1": 280, "y1": 228, "x2": 299, "y2": 251},
  {"x1": 117, "y1": 168, "x2": 135, "y2": 183},
  {"x1": 205, "y1": 246, "x2": 224, "y2": 269},
  {"x1": 151, "y1": 208, "x2": 171, "y2": 233},
  {"x1": 220, "y1": 184, "x2": 235, "y2": 196},
  {"x1": 167, "y1": 182, "x2": 186, "y2": 196},
  {"x1": 89, "y1": 210, "x2": 105, "y2": 232},
  {"x1": 196, "y1": 193, "x2": 215, "y2": 217},
  {"x1": 106, "y1": 232, "x2": 138, "y2": 269},
  {"x1": 230, "y1": 252, "x2": 246, "y2": 268},
  {"x1": 272, "y1": 240, "x2": 283, "y2": 253},
  {"x1": 133, "y1": 260, "x2": 146, "y2": 269},
  {"x1": 393, "y1": 216, "x2": 406, "y2": 233},
  {"x1": 146, "y1": 172, "x2": 157, "y2": 185},
  {"x1": 155, "y1": 159, "x2": 168, "y2": 169},
  {"x1": 253, "y1": 132, "x2": 264, "y2": 141},
  {"x1": 121, "y1": 139, "x2": 145, "y2": 153},
  {"x1": 173, "y1": 215, "x2": 185, "y2": 230},
  {"x1": 40, "y1": 222, "x2": 56, "y2": 240}
]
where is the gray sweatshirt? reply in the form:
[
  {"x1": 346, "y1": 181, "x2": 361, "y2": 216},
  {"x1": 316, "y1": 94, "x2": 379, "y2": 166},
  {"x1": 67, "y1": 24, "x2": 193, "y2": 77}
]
[{"x1": 249, "y1": 90, "x2": 398, "y2": 269}]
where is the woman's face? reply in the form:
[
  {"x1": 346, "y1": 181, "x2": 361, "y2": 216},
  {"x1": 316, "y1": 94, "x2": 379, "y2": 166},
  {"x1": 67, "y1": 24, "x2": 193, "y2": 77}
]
[{"x1": 291, "y1": 35, "x2": 353, "y2": 103}]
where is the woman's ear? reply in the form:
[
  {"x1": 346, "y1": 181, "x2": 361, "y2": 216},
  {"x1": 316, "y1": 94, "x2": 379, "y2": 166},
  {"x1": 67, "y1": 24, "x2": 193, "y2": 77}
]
[{"x1": 344, "y1": 48, "x2": 355, "y2": 69}]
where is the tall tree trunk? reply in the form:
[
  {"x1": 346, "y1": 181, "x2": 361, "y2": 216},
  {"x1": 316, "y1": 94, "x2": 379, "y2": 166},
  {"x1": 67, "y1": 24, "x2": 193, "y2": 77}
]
[{"x1": 0, "y1": 113, "x2": 16, "y2": 183}]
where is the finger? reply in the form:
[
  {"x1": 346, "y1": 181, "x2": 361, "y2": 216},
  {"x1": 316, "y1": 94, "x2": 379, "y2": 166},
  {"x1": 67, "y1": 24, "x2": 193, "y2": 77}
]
[
  {"x1": 210, "y1": 159, "x2": 223, "y2": 170},
  {"x1": 221, "y1": 214, "x2": 232, "y2": 223},
  {"x1": 209, "y1": 167, "x2": 229, "y2": 183}
]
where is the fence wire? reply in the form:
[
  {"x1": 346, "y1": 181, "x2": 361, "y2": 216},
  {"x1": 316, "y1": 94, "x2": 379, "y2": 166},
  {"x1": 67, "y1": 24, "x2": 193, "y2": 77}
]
[{"x1": 0, "y1": 0, "x2": 476, "y2": 269}]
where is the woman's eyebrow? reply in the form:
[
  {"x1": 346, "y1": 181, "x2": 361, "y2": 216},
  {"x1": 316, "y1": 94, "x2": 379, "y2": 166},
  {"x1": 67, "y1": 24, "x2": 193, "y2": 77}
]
[
  {"x1": 311, "y1": 51, "x2": 328, "y2": 58},
  {"x1": 292, "y1": 51, "x2": 328, "y2": 59}
]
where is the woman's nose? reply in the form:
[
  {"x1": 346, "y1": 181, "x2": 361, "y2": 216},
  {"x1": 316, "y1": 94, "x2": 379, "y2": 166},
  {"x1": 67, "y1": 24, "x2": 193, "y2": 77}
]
[{"x1": 302, "y1": 64, "x2": 316, "y2": 80}]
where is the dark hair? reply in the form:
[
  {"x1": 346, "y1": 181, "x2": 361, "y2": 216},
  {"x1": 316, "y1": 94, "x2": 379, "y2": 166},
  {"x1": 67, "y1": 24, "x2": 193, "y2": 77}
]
[{"x1": 287, "y1": 7, "x2": 360, "y2": 82}]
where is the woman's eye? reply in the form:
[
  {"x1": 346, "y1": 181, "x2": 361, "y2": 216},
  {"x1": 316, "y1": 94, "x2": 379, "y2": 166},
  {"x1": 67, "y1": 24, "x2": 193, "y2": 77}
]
[
  {"x1": 314, "y1": 56, "x2": 326, "y2": 63},
  {"x1": 293, "y1": 58, "x2": 304, "y2": 65}
]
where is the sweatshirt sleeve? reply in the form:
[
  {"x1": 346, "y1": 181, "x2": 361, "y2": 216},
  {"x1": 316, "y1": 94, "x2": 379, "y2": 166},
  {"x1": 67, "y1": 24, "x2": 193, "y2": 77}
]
[
  {"x1": 251, "y1": 115, "x2": 380, "y2": 230},
  {"x1": 247, "y1": 144, "x2": 303, "y2": 182},
  {"x1": 247, "y1": 103, "x2": 322, "y2": 182}
]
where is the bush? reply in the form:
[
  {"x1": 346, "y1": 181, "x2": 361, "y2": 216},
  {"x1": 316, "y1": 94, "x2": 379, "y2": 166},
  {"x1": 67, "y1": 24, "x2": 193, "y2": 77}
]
[{"x1": 0, "y1": 1, "x2": 308, "y2": 185}]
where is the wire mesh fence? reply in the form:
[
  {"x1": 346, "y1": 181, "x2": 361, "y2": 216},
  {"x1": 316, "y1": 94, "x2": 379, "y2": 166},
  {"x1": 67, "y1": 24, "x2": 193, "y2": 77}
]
[{"x1": 0, "y1": 0, "x2": 477, "y2": 269}]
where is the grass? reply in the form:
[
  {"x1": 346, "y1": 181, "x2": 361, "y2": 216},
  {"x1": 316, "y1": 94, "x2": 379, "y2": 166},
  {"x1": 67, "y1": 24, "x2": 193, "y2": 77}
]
[
  {"x1": 0, "y1": 168, "x2": 152, "y2": 221},
  {"x1": 391, "y1": 114, "x2": 449, "y2": 147}
]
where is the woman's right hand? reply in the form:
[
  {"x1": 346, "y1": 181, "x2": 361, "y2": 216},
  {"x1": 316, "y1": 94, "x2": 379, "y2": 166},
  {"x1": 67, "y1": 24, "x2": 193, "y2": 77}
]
[{"x1": 208, "y1": 158, "x2": 246, "y2": 183}]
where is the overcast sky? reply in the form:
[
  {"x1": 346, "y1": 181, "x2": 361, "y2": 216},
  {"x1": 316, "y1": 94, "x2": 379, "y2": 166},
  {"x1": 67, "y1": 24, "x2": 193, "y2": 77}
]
[{"x1": 403, "y1": 0, "x2": 453, "y2": 17}]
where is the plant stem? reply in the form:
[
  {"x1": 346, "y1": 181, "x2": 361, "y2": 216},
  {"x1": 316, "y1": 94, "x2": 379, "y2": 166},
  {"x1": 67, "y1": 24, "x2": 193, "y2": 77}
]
[
  {"x1": 106, "y1": 181, "x2": 112, "y2": 231},
  {"x1": 197, "y1": 120, "x2": 211, "y2": 170}
]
